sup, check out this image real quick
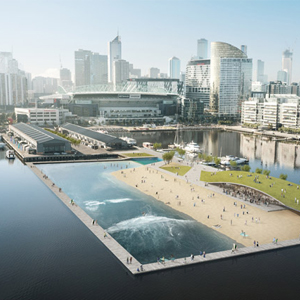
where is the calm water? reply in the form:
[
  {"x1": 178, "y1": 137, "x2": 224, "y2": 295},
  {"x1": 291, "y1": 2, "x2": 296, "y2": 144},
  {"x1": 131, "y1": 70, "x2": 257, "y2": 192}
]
[
  {"x1": 36, "y1": 161, "x2": 237, "y2": 264},
  {"x1": 116, "y1": 130, "x2": 300, "y2": 184},
  {"x1": 1, "y1": 131, "x2": 300, "y2": 299}
]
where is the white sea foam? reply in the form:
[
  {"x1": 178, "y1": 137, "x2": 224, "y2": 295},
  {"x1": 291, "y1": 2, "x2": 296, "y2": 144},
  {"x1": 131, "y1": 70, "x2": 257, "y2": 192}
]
[
  {"x1": 105, "y1": 198, "x2": 132, "y2": 204},
  {"x1": 84, "y1": 200, "x2": 106, "y2": 206},
  {"x1": 107, "y1": 215, "x2": 194, "y2": 233}
]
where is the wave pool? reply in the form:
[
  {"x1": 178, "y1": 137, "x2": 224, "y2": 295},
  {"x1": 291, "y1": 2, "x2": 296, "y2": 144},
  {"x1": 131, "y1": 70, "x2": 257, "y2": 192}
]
[{"x1": 37, "y1": 161, "x2": 240, "y2": 263}]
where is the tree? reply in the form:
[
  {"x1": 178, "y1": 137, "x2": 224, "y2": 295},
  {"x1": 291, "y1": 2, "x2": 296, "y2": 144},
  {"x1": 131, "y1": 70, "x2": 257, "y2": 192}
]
[
  {"x1": 162, "y1": 151, "x2": 175, "y2": 164},
  {"x1": 153, "y1": 143, "x2": 162, "y2": 151},
  {"x1": 198, "y1": 153, "x2": 203, "y2": 160},
  {"x1": 205, "y1": 155, "x2": 213, "y2": 163},
  {"x1": 177, "y1": 148, "x2": 186, "y2": 158},
  {"x1": 255, "y1": 168, "x2": 262, "y2": 174},
  {"x1": 214, "y1": 157, "x2": 221, "y2": 166},
  {"x1": 230, "y1": 160, "x2": 237, "y2": 168},
  {"x1": 279, "y1": 174, "x2": 288, "y2": 180},
  {"x1": 263, "y1": 170, "x2": 270, "y2": 176},
  {"x1": 241, "y1": 165, "x2": 251, "y2": 172}
]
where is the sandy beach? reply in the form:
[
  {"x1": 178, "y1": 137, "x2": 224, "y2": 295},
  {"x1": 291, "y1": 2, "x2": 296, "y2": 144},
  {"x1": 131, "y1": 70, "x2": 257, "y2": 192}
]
[{"x1": 113, "y1": 164, "x2": 300, "y2": 247}]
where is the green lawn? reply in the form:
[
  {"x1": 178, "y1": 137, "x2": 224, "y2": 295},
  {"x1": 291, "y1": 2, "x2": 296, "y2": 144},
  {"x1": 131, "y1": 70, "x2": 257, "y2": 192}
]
[
  {"x1": 160, "y1": 163, "x2": 191, "y2": 176},
  {"x1": 201, "y1": 170, "x2": 300, "y2": 211},
  {"x1": 124, "y1": 152, "x2": 153, "y2": 157}
]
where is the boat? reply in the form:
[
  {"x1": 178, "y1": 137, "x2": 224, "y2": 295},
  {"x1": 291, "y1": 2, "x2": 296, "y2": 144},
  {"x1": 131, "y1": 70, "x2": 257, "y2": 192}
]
[
  {"x1": 120, "y1": 136, "x2": 137, "y2": 147},
  {"x1": 184, "y1": 141, "x2": 201, "y2": 153},
  {"x1": 143, "y1": 142, "x2": 153, "y2": 149},
  {"x1": 220, "y1": 155, "x2": 248, "y2": 165},
  {"x1": 6, "y1": 150, "x2": 15, "y2": 159}
]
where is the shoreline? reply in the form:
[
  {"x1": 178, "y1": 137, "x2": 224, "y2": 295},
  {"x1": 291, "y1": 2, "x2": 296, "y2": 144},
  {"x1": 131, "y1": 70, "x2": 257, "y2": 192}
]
[{"x1": 113, "y1": 164, "x2": 300, "y2": 247}]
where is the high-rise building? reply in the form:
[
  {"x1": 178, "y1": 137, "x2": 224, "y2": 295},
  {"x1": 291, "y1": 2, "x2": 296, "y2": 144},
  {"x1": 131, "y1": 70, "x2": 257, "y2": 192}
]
[
  {"x1": 91, "y1": 54, "x2": 108, "y2": 84},
  {"x1": 75, "y1": 49, "x2": 92, "y2": 87},
  {"x1": 32, "y1": 77, "x2": 58, "y2": 94},
  {"x1": 277, "y1": 70, "x2": 288, "y2": 83},
  {"x1": 108, "y1": 35, "x2": 121, "y2": 83},
  {"x1": 282, "y1": 49, "x2": 293, "y2": 84},
  {"x1": 113, "y1": 59, "x2": 129, "y2": 84},
  {"x1": 168, "y1": 57, "x2": 180, "y2": 79},
  {"x1": 257, "y1": 60, "x2": 265, "y2": 83},
  {"x1": 75, "y1": 50, "x2": 108, "y2": 87},
  {"x1": 241, "y1": 45, "x2": 247, "y2": 55},
  {"x1": 149, "y1": 67, "x2": 160, "y2": 78},
  {"x1": 60, "y1": 68, "x2": 73, "y2": 90},
  {"x1": 197, "y1": 39, "x2": 208, "y2": 59},
  {"x1": 0, "y1": 52, "x2": 27, "y2": 106},
  {"x1": 210, "y1": 42, "x2": 252, "y2": 116},
  {"x1": 185, "y1": 59, "x2": 210, "y2": 108},
  {"x1": 129, "y1": 64, "x2": 141, "y2": 78}
]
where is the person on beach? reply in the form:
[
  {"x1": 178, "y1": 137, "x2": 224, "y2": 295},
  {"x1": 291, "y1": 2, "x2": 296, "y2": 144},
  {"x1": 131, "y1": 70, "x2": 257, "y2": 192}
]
[
  {"x1": 130, "y1": 257, "x2": 132, "y2": 264},
  {"x1": 127, "y1": 257, "x2": 129, "y2": 264}
]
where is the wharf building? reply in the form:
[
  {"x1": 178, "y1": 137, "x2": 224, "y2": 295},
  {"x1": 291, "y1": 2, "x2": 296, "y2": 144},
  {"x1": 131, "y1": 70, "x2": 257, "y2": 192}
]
[
  {"x1": 210, "y1": 42, "x2": 252, "y2": 117},
  {"x1": 241, "y1": 94, "x2": 300, "y2": 129},
  {"x1": 60, "y1": 123, "x2": 128, "y2": 149},
  {"x1": 9, "y1": 122, "x2": 72, "y2": 155},
  {"x1": 185, "y1": 59, "x2": 210, "y2": 109}
]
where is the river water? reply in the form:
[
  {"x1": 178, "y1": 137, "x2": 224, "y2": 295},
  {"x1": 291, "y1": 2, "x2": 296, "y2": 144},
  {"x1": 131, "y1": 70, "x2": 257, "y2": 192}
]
[
  {"x1": 116, "y1": 130, "x2": 300, "y2": 184},
  {"x1": 1, "y1": 131, "x2": 300, "y2": 299}
]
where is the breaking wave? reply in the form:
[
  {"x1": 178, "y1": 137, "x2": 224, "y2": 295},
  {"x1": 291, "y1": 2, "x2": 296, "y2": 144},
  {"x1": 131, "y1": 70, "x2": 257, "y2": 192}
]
[
  {"x1": 107, "y1": 215, "x2": 194, "y2": 234},
  {"x1": 105, "y1": 198, "x2": 132, "y2": 204}
]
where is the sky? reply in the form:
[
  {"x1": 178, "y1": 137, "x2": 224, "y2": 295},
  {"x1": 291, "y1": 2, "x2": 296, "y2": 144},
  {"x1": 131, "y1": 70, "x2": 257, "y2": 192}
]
[{"x1": 1, "y1": 0, "x2": 300, "y2": 82}]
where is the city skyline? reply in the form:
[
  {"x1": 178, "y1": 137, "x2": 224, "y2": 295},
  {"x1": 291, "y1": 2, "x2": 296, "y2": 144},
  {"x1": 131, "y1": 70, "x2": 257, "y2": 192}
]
[{"x1": 1, "y1": 0, "x2": 300, "y2": 82}]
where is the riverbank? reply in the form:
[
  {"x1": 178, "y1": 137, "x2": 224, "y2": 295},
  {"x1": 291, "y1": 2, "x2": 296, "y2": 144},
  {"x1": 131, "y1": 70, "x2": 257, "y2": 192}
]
[{"x1": 113, "y1": 164, "x2": 300, "y2": 247}]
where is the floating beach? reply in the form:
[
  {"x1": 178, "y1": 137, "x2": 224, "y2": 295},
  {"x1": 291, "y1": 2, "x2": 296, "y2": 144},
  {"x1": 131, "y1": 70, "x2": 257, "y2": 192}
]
[{"x1": 113, "y1": 164, "x2": 300, "y2": 247}]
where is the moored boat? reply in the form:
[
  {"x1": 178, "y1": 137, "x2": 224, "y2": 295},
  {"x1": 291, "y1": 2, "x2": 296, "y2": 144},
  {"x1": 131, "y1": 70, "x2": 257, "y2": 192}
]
[
  {"x1": 120, "y1": 136, "x2": 137, "y2": 147},
  {"x1": 6, "y1": 149, "x2": 15, "y2": 159},
  {"x1": 184, "y1": 141, "x2": 201, "y2": 153},
  {"x1": 143, "y1": 142, "x2": 153, "y2": 149}
]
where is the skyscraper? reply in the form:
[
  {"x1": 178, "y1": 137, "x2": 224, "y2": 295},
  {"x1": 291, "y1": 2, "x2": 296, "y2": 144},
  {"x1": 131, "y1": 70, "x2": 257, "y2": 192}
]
[
  {"x1": 168, "y1": 57, "x2": 180, "y2": 79},
  {"x1": 75, "y1": 50, "x2": 108, "y2": 87},
  {"x1": 257, "y1": 60, "x2": 265, "y2": 83},
  {"x1": 91, "y1": 54, "x2": 108, "y2": 84},
  {"x1": 60, "y1": 68, "x2": 73, "y2": 90},
  {"x1": 277, "y1": 70, "x2": 288, "y2": 83},
  {"x1": 240, "y1": 45, "x2": 247, "y2": 55},
  {"x1": 149, "y1": 67, "x2": 160, "y2": 78},
  {"x1": 210, "y1": 42, "x2": 252, "y2": 116},
  {"x1": 282, "y1": 49, "x2": 293, "y2": 84},
  {"x1": 113, "y1": 59, "x2": 129, "y2": 85},
  {"x1": 197, "y1": 39, "x2": 208, "y2": 59},
  {"x1": 0, "y1": 52, "x2": 27, "y2": 106},
  {"x1": 75, "y1": 49, "x2": 92, "y2": 87},
  {"x1": 108, "y1": 35, "x2": 122, "y2": 83},
  {"x1": 185, "y1": 59, "x2": 210, "y2": 108}
]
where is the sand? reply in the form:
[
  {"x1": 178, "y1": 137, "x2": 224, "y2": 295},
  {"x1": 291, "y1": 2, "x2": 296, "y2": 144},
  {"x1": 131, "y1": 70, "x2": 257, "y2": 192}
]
[{"x1": 113, "y1": 165, "x2": 300, "y2": 247}]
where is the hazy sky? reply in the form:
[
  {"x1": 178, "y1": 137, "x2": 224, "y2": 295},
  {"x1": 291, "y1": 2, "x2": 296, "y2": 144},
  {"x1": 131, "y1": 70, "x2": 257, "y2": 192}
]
[{"x1": 1, "y1": 0, "x2": 300, "y2": 82}]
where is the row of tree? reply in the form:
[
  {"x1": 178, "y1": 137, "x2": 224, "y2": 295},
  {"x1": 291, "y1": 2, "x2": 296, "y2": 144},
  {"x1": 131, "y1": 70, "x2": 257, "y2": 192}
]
[{"x1": 45, "y1": 128, "x2": 81, "y2": 146}]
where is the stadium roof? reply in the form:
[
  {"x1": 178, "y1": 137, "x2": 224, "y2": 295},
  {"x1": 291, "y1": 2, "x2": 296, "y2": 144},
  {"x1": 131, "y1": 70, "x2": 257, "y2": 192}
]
[
  {"x1": 61, "y1": 123, "x2": 126, "y2": 145},
  {"x1": 11, "y1": 123, "x2": 70, "y2": 144},
  {"x1": 72, "y1": 82, "x2": 176, "y2": 95}
]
